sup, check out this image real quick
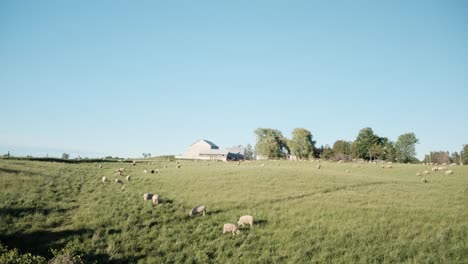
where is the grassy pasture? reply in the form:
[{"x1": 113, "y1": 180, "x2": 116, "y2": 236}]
[{"x1": 0, "y1": 159, "x2": 467, "y2": 263}]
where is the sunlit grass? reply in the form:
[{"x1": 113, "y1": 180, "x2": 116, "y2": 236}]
[{"x1": 0, "y1": 159, "x2": 467, "y2": 263}]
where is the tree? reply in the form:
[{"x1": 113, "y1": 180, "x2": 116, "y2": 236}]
[
  {"x1": 382, "y1": 141, "x2": 396, "y2": 162},
  {"x1": 245, "y1": 144, "x2": 254, "y2": 160},
  {"x1": 320, "y1": 145, "x2": 334, "y2": 160},
  {"x1": 332, "y1": 140, "x2": 351, "y2": 161},
  {"x1": 462, "y1": 145, "x2": 468, "y2": 165},
  {"x1": 254, "y1": 128, "x2": 289, "y2": 159},
  {"x1": 62, "y1": 153, "x2": 70, "y2": 160},
  {"x1": 353, "y1": 127, "x2": 380, "y2": 160},
  {"x1": 368, "y1": 144, "x2": 383, "y2": 161},
  {"x1": 450, "y1": 152, "x2": 460, "y2": 164},
  {"x1": 288, "y1": 128, "x2": 315, "y2": 159},
  {"x1": 395, "y1": 132, "x2": 419, "y2": 163}
]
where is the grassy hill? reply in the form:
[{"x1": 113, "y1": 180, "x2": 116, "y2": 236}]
[{"x1": 0, "y1": 159, "x2": 467, "y2": 263}]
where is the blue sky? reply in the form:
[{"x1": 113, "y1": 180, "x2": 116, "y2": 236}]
[{"x1": 1, "y1": 0, "x2": 467, "y2": 159}]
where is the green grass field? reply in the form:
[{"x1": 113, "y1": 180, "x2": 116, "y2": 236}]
[{"x1": 0, "y1": 159, "x2": 467, "y2": 263}]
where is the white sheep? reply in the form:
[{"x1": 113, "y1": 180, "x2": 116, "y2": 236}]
[
  {"x1": 416, "y1": 172, "x2": 420, "y2": 176},
  {"x1": 143, "y1": 170, "x2": 148, "y2": 174},
  {"x1": 98, "y1": 165, "x2": 103, "y2": 169},
  {"x1": 176, "y1": 165, "x2": 181, "y2": 169},
  {"x1": 143, "y1": 193, "x2": 153, "y2": 201},
  {"x1": 152, "y1": 194, "x2": 159, "y2": 205},
  {"x1": 238, "y1": 215, "x2": 254, "y2": 228},
  {"x1": 423, "y1": 170, "x2": 429, "y2": 175},
  {"x1": 316, "y1": 164, "x2": 321, "y2": 169},
  {"x1": 385, "y1": 165, "x2": 392, "y2": 169},
  {"x1": 223, "y1": 223, "x2": 240, "y2": 235},
  {"x1": 101, "y1": 176, "x2": 107, "y2": 182},
  {"x1": 125, "y1": 175, "x2": 131, "y2": 181},
  {"x1": 189, "y1": 205, "x2": 206, "y2": 217},
  {"x1": 421, "y1": 178, "x2": 427, "y2": 183},
  {"x1": 445, "y1": 170, "x2": 454, "y2": 175},
  {"x1": 118, "y1": 168, "x2": 125, "y2": 172},
  {"x1": 115, "y1": 179, "x2": 122, "y2": 184}
]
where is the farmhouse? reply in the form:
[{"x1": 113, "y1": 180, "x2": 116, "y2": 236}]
[{"x1": 178, "y1": 139, "x2": 245, "y2": 161}]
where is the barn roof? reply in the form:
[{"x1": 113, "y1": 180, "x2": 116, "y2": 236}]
[{"x1": 191, "y1": 139, "x2": 219, "y2": 148}]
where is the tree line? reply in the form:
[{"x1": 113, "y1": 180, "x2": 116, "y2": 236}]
[{"x1": 253, "y1": 127, "x2": 468, "y2": 164}]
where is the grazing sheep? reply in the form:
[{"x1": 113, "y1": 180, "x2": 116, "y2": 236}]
[
  {"x1": 152, "y1": 194, "x2": 159, "y2": 205},
  {"x1": 143, "y1": 170, "x2": 148, "y2": 174},
  {"x1": 125, "y1": 175, "x2": 131, "y2": 181},
  {"x1": 98, "y1": 165, "x2": 103, "y2": 169},
  {"x1": 118, "y1": 168, "x2": 125, "y2": 172},
  {"x1": 189, "y1": 205, "x2": 206, "y2": 217},
  {"x1": 316, "y1": 164, "x2": 321, "y2": 169},
  {"x1": 416, "y1": 172, "x2": 420, "y2": 176},
  {"x1": 445, "y1": 170, "x2": 454, "y2": 175},
  {"x1": 421, "y1": 178, "x2": 427, "y2": 183},
  {"x1": 143, "y1": 193, "x2": 153, "y2": 201},
  {"x1": 114, "y1": 172, "x2": 122, "y2": 177},
  {"x1": 450, "y1": 163, "x2": 457, "y2": 166},
  {"x1": 176, "y1": 165, "x2": 181, "y2": 169},
  {"x1": 115, "y1": 179, "x2": 122, "y2": 184},
  {"x1": 132, "y1": 161, "x2": 136, "y2": 166},
  {"x1": 423, "y1": 170, "x2": 429, "y2": 175},
  {"x1": 238, "y1": 215, "x2": 254, "y2": 228},
  {"x1": 101, "y1": 176, "x2": 107, "y2": 182},
  {"x1": 385, "y1": 165, "x2": 392, "y2": 169},
  {"x1": 223, "y1": 223, "x2": 240, "y2": 235},
  {"x1": 150, "y1": 169, "x2": 155, "y2": 174}
]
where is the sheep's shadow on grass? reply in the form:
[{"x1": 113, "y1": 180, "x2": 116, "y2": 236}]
[
  {"x1": 255, "y1": 219, "x2": 268, "y2": 226},
  {"x1": 160, "y1": 198, "x2": 174, "y2": 204},
  {"x1": 206, "y1": 209, "x2": 224, "y2": 216}
]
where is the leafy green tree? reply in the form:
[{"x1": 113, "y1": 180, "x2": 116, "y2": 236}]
[
  {"x1": 254, "y1": 128, "x2": 289, "y2": 159},
  {"x1": 462, "y1": 145, "x2": 468, "y2": 165},
  {"x1": 383, "y1": 141, "x2": 396, "y2": 162},
  {"x1": 395, "y1": 132, "x2": 419, "y2": 163},
  {"x1": 368, "y1": 144, "x2": 383, "y2": 161},
  {"x1": 245, "y1": 144, "x2": 254, "y2": 160},
  {"x1": 450, "y1": 152, "x2": 460, "y2": 164},
  {"x1": 288, "y1": 128, "x2": 315, "y2": 159},
  {"x1": 320, "y1": 145, "x2": 334, "y2": 160},
  {"x1": 353, "y1": 127, "x2": 380, "y2": 160},
  {"x1": 62, "y1": 153, "x2": 70, "y2": 160},
  {"x1": 332, "y1": 140, "x2": 351, "y2": 160}
]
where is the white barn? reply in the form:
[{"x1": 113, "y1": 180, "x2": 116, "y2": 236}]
[{"x1": 178, "y1": 139, "x2": 245, "y2": 161}]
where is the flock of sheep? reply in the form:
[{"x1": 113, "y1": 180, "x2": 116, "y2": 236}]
[
  {"x1": 100, "y1": 162, "x2": 255, "y2": 236},
  {"x1": 98, "y1": 159, "x2": 460, "y2": 235}
]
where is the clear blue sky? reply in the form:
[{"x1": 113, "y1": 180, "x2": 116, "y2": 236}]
[{"x1": 1, "y1": 0, "x2": 467, "y2": 159}]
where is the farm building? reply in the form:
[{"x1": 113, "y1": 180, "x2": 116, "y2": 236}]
[{"x1": 178, "y1": 139, "x2": 245, "y2": 161}]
